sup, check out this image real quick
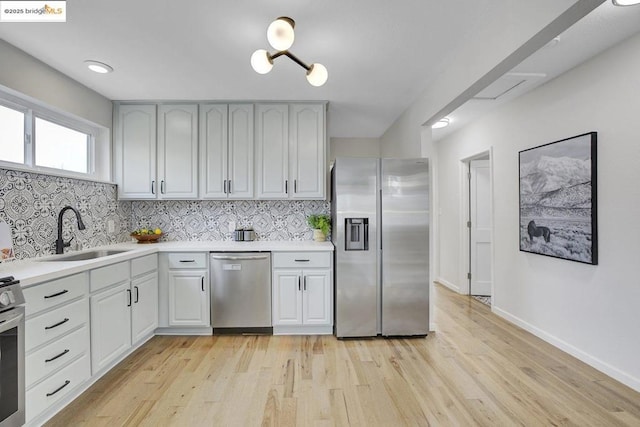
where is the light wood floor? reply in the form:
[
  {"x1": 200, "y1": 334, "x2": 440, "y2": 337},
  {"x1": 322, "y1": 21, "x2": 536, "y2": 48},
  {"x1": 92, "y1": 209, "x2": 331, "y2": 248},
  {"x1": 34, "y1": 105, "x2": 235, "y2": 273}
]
[{"x1": 47, "y1": 284, "x2": 640, "y2": 426}]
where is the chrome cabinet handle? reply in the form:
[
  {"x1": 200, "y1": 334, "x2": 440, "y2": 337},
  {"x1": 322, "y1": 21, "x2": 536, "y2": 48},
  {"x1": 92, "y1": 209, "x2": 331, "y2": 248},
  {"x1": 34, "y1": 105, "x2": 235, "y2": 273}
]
[
  {"x1": 45, "y1": 318, "x2": 69, "y2": 330},
  {"x1": 44, "y1": 289, "x2": 68, "y2": 299},
  {"x1": 228, "y1": 180, "x2": 232, "y2": 194},
  {"x1": 46, "y1": 380, "x2": 70, "y2": 397},
  {"x1": 45, "y1": 349, "x2": 69, "y2": 363},
  {"x1": 223, "y1": 180, "x2": 227, "y2": 194}
]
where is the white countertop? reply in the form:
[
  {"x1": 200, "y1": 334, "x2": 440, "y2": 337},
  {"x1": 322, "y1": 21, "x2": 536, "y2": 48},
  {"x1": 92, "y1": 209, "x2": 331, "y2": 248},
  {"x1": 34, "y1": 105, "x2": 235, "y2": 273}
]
[{"x1": 0, "y1": 240, "x2": 334, "y2": 287}]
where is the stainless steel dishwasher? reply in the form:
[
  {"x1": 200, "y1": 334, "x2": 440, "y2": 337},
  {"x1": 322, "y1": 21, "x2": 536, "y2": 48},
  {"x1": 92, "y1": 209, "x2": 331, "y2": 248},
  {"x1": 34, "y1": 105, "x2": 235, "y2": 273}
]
[{"x1": 210, "y1": 252, "x2": 272, "y2": 334}]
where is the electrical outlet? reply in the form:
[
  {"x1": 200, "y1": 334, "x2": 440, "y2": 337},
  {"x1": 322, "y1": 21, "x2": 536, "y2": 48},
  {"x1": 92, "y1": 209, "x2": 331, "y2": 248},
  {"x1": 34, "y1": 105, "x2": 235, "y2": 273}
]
[
  {"x1": 228, "y1": 221, "x2": 236, "y2": 232},
  {"x1": 107, "y1": 220, "x2": 115, "y2": 233}
]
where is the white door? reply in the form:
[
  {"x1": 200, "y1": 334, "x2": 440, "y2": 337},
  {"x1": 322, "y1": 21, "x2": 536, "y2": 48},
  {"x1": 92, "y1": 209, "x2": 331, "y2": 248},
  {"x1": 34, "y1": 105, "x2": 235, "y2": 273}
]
[
  {"x1": 289, "y1": 104, "x2": 325, "y2": 199},
  {"x1": 228, "y1": 104, "x2": 254, "y2": 199},
  {"x1": 90, "y1": 282, "x2": 132, "y2": 374},
  {"x1": 199, "y1": 104, "x2": 228, "y2": 199},
  {"x1": 470, "y1": 160, "x2": 492, "y2": 296},
  {"x1": 256, "y1": 104, "x2": 289, "y2": 199},
  {"x1": 131, "y1": 272, "x2": 158, "y2": 344},
  {"x1": 272, "y1": 270, "x2": 302, "y2": 326},
  {"x1": 302, "y1": 270, "x2": 331, "y2": 325},
  {"x1": 157, "y1": 104, "x2": 199, "y2": 199},
  {"x1": 114, "y1": 104, "x2": 157, "y2": 199},
  {"x1": 168, "y1": 270, "x2": 209, "y2": 326}
]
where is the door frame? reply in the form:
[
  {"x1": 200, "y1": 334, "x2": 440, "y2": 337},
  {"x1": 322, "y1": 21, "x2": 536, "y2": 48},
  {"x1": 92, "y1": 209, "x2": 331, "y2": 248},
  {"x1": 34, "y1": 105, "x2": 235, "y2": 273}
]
[{"x1": 458, "y1": 148, "x2": 494, "y2": 297}]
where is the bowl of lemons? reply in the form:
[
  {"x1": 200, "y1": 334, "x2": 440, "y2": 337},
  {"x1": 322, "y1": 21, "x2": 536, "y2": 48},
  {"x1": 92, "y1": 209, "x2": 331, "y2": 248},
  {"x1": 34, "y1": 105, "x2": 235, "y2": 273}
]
[{"x1": 130, "y1": 227, "x2": 163, "y2": 244}]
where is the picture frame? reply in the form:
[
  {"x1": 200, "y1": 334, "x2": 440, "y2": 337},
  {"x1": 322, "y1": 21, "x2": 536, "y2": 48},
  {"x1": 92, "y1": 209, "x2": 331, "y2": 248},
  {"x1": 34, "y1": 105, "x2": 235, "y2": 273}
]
[{"x1": 519, "y1": 132, "x2": 598, "y2": 265}]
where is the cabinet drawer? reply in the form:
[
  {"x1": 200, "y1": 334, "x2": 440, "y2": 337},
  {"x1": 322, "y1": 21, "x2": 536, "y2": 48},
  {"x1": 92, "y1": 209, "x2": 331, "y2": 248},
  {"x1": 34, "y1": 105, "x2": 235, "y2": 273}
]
[
  {"x1": 131, "y1": 254, "x2": 158, "y2": 277},
  {"x1": 167, "y1": 252, "x2": 207, "y2": 269},
  {"x1": 26, "y1": 326, "x2": 89, "y2": 388},
  {"x1": 26, "y1": 354, "x2": 90, "y2": 423},
  {"x1": 272, "y1": 252, "x2": 331, "y2": 268},
  {"x1": 23, "y1": 273, "x2": 87, "y2": 317},
  {"x1": 26, "y1": 299, "x2": 88, "y2": 352},
  {"x1": 90, "y1": 261, "x2": 129, "y2": 293}
]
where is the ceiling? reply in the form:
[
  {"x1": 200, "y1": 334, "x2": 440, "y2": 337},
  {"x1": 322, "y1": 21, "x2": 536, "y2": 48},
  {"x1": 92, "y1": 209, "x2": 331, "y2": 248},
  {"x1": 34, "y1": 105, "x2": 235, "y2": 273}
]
[
  {"x1": 432, "y1": 2, "x2": 640, "y2": 141},
  {"x1": 0, "y1": 1, "x2": 637, "y2": 140}
]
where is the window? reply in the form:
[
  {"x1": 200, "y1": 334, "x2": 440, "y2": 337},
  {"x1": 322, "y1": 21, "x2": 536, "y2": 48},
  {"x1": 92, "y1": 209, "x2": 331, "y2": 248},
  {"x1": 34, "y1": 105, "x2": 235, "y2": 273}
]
[
  {"x1": 0, "y1": 90, "x2": 99, "y2": 177},
  {"x1": 0, "y1": 104, "x2": 25, "y2": 164},
  {"x1": 35, "y1": 117, "x2": 89, "y2": 173}
]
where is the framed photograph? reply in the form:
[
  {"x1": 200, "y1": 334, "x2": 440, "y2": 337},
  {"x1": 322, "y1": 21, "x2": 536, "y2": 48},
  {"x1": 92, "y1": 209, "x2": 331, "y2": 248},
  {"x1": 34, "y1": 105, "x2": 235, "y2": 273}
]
[{"x1": 519, "y1": 132, "x2": 597, "y2": 265}]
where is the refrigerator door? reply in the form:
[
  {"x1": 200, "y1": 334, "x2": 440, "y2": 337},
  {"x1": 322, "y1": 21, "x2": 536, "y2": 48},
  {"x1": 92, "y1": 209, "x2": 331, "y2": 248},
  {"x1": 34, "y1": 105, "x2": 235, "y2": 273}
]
[
  {"x1": 333, "y1": 157, "x2": 379, "y2": 337},
  {"x1": 381, "y1": 158, "x2": 429, "y2": 336}
]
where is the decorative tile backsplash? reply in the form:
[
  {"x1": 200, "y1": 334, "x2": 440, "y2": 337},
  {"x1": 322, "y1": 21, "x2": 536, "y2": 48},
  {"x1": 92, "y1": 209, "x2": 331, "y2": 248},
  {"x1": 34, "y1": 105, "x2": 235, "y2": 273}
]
[
  {"x1": 131, "y1": 200, "x2": 330, "y2": 241},
  {"x1": 0, "y1": 168, "x2": 330, "y2": 259},
  {"x1": 0, "y1": 168, "x2": 132, "y2": 259}
]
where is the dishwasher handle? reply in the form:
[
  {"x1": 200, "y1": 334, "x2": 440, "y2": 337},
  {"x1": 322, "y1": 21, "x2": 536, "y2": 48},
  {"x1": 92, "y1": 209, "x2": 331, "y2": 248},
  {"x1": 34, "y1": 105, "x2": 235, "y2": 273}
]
[{"x1": 211, "y1": 255, "x2": 270, "y2": 261}]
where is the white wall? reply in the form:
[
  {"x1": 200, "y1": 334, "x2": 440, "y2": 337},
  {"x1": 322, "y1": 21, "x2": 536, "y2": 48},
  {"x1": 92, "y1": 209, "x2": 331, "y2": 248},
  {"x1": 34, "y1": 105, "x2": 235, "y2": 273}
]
[
  {"x1": 436, "y1": 31, "x2": 640, "y2": 391},
  {"x1": 330, "y1": 137, "x2": 380, "y2": 163}
]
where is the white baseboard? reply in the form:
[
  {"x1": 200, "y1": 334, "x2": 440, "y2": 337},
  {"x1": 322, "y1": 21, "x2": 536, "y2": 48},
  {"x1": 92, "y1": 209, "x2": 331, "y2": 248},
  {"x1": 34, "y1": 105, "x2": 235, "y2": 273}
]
[
  {"x1": 435, "y1": 277, "x2": 461, "y2": 293},
  {"x1": 493, "y1": 306, "x2": 640, "y2": 393}
]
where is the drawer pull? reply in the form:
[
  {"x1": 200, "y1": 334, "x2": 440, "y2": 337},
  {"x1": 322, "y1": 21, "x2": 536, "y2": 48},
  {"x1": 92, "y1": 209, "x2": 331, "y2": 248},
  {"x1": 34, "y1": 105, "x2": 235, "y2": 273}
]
[
  {"x1": 44, "y1": 290, "x2": 69, "y2": 299},
  {"x1": 294, "y1": 259, "x2": 310, "y2": 262},
  {"x1": 127, "y1": 289, "x2": 132, "y2": 307},
  {"x1": 46, "y1": 380, "x2": 70, "y2": 397},
  {"x1": 45, "y1": 318, "x2": 69, "y2": 330},
  {"x1": 45, "y1": 349, "x2": 70, "y2": 363},
  {"x1": 179, "y1": 260, "x2": 196, "y2": 263}
]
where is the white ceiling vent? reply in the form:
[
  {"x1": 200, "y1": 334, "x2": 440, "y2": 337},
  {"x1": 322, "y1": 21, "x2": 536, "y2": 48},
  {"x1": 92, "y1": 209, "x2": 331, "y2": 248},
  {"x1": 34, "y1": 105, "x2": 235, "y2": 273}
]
[{"x1": 473, "y1": 72, "x2": 546, "y2": 100}]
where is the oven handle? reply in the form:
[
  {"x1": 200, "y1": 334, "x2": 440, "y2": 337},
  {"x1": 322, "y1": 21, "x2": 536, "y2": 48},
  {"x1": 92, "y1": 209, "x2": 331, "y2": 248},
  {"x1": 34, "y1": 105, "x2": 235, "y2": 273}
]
[{"x1": 0, "y1": 308, "x2": 24, "y2": 333}]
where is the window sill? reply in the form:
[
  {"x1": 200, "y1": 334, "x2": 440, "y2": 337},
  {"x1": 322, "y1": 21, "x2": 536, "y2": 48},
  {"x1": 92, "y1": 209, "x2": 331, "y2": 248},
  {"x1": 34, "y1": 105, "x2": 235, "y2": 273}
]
[{"x1": 0, "y1": 162, "x2": 115, "y2": 185}]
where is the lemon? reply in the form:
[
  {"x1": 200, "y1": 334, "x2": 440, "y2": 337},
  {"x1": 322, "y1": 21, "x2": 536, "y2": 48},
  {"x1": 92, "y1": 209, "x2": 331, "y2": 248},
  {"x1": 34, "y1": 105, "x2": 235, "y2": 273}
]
[{"x1": 154, "y1": 228, "x2": 162, "y2": 235}]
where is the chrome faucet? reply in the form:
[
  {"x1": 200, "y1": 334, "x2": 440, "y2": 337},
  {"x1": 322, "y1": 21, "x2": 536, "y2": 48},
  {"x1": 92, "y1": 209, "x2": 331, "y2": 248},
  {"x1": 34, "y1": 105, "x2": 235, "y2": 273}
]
[{"x1": 55, "y1": 206, "x2": 86, "y2": 254}]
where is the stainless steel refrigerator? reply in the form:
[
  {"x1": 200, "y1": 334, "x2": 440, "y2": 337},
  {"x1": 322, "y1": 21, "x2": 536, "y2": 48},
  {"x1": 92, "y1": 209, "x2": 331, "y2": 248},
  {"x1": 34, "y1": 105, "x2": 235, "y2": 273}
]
[{"x1": 332, "y1": 157, "x2": 429, "y2": 338}]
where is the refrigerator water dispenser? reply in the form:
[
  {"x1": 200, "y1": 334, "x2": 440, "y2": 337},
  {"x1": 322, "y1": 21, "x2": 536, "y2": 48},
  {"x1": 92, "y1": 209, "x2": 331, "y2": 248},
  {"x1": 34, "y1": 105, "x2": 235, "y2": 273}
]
[{"x1": 345, "y1": 218, "x2": 368, "y2": 251}]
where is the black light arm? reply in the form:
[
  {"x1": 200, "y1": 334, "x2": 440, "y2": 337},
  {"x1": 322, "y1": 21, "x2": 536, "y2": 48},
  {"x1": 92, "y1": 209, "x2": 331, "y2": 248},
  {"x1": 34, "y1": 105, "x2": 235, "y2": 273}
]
[{"x1": 269, "y1": 50, "x2": 311, "y2": 72}]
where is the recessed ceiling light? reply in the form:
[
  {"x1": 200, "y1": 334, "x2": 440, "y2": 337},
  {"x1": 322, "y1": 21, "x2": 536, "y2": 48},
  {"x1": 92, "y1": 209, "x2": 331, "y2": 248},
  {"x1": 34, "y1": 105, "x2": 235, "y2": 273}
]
[
  {"x1": 612, "y1": 0, "x2": 640, "y2": 6},
  {"x1": 84, "y1": 60, "x2": 113, "y2": 74},
  {"x1": 432, "y1": 117, "x2": 450, "y2": 129}
]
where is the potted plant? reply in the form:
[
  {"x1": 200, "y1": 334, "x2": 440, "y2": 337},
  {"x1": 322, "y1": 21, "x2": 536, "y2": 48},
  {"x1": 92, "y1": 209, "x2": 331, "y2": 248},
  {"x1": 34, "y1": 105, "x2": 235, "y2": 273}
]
[{"x1": 307, "y1": 214, "x2": 331, "y2": 242}]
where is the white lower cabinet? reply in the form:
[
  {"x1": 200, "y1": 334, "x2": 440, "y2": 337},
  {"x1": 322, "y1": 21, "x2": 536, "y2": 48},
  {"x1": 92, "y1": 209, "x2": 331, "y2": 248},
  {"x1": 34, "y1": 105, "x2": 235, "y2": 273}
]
[
  {"x1": 168, "y1": 270, "x2": 209, "y2": 326},
  {"x1": 90, "y1": 282, "x2": 132, "y2": 373},
  {"x1": 272, "y1": 252, "x2": 333, "y2": 334},
  {"x1": 90, "y1": 255, "x2": 158, "y2": 375},
  {"x1": 23, "y1": 272, "x2": 91, "y2": 424}
]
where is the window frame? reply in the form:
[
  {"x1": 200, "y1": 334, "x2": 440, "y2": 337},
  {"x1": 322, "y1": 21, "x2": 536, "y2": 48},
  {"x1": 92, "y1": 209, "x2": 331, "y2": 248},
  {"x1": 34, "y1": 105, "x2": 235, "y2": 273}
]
[{"x1": 0, "y1": 89, "x2": 100, "y2": 180}]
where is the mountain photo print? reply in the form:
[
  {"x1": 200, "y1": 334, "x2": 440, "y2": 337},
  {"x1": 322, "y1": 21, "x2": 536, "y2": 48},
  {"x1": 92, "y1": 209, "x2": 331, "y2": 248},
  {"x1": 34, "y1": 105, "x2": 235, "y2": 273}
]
[{"x1": 519, "y1": 132, "x2": 598, "y2": 265}]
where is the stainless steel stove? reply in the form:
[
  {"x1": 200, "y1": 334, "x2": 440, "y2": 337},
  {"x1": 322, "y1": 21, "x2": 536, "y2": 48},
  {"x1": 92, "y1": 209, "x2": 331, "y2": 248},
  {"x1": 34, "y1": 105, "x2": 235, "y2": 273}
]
[{"x1": 0, "y1": 276, "x2": 25, "y2": 427}]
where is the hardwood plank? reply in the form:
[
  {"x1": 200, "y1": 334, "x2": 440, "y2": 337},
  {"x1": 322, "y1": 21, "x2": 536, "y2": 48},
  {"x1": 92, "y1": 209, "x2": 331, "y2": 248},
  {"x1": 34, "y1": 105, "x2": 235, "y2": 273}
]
[{"x1": 46, "y1": 284, "x2": 640, "y2": 426}]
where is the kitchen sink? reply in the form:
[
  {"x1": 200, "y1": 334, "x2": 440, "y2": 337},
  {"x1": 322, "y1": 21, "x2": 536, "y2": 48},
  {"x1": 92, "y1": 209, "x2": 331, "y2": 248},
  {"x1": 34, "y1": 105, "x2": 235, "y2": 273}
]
[{"x1": 37, "y1": 249, "x2": 131, "y2": 262}]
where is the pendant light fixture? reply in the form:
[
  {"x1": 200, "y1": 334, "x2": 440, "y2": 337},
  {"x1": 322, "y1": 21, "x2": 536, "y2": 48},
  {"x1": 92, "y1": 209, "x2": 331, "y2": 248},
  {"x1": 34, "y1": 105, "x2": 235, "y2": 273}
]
[{"x1": 251, "y1": 16, "x2": 328, "y2": 87}]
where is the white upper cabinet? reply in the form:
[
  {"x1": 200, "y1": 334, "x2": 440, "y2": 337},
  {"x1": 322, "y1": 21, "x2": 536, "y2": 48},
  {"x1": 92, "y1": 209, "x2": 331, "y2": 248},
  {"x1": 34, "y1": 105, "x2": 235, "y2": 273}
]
[
  {"x1": 290, "y1": 104, "x2": 325, "y2": 199},
  {"x1": 256, "y1": 103, "x2": 326, "y2": 200},
  {"x1": 255, "y1": 104, "x2": 289, "y2": 199},
  {"x1": 200, "y1": 104, "x2": 254, "y2": 199},
  {"x1": 157, "y1": 104, "x2": 198, "y2": 199},
  {"x1": 114, "y1": 104, "x2": 157, "y2": 199}
]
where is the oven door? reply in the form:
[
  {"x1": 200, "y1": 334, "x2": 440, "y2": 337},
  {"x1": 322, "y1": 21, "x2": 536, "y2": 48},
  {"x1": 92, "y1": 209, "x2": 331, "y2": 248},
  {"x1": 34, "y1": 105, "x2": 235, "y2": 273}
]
[{"x1": 0, "y1": 306, "x2": 25, "y2": 427}]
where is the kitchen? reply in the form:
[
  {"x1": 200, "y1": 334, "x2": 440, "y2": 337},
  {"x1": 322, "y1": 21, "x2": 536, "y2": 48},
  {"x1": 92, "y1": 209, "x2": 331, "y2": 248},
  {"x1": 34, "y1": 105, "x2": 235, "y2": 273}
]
[{"x1": 0, "y1": 0, "x2": 640, "y2": 427}]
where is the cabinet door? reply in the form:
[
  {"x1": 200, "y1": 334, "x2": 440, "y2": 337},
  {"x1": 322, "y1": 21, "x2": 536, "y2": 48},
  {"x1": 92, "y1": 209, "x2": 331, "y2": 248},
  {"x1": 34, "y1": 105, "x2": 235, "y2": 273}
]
[
  {"x1": 228, "y1": 104, "x2": 254, "y2": 199},
  {"x1": 302, "y1": 269, "x2": 332, "y2": 326},
  {"x1": 131, "y1": 272, "x2": 158, "y2": 344},
  {"x1": 168, "y1": 270, "x2": 209, "y2": 326},
  {"x1": 114, "y1": 104, "x2": 157, "y2": 199},
  {"x1": 290, "y1": 104, "x2": 325, "y2": 199},
  {"x1": 199, "y1": 104, "x2": 228, "y2": 199},
  {"x1": 272, "y1": 269, "x2": 302, "y2": 326},
  {"x1": 256, "y1": 104, "x2": 289, "y2": 199},
  {"x1": 157, "y1": 104, "x2": 198, "y2": 199},
  {"x1": 90, "y1": 282, "x2": 132, "y2": 374}
]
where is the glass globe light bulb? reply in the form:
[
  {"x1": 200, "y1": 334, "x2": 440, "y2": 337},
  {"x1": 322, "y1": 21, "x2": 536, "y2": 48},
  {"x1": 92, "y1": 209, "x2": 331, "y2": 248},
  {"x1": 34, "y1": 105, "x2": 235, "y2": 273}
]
[
  {"x1": 306, "y1": 63, "x2": 328, "y2": 87},
  {"x1": 267, "y1": 17, "x2": 295, "y2": 51},
  {"x1": 251, "y1": 49, "x2": 273, "y2": 74}
]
